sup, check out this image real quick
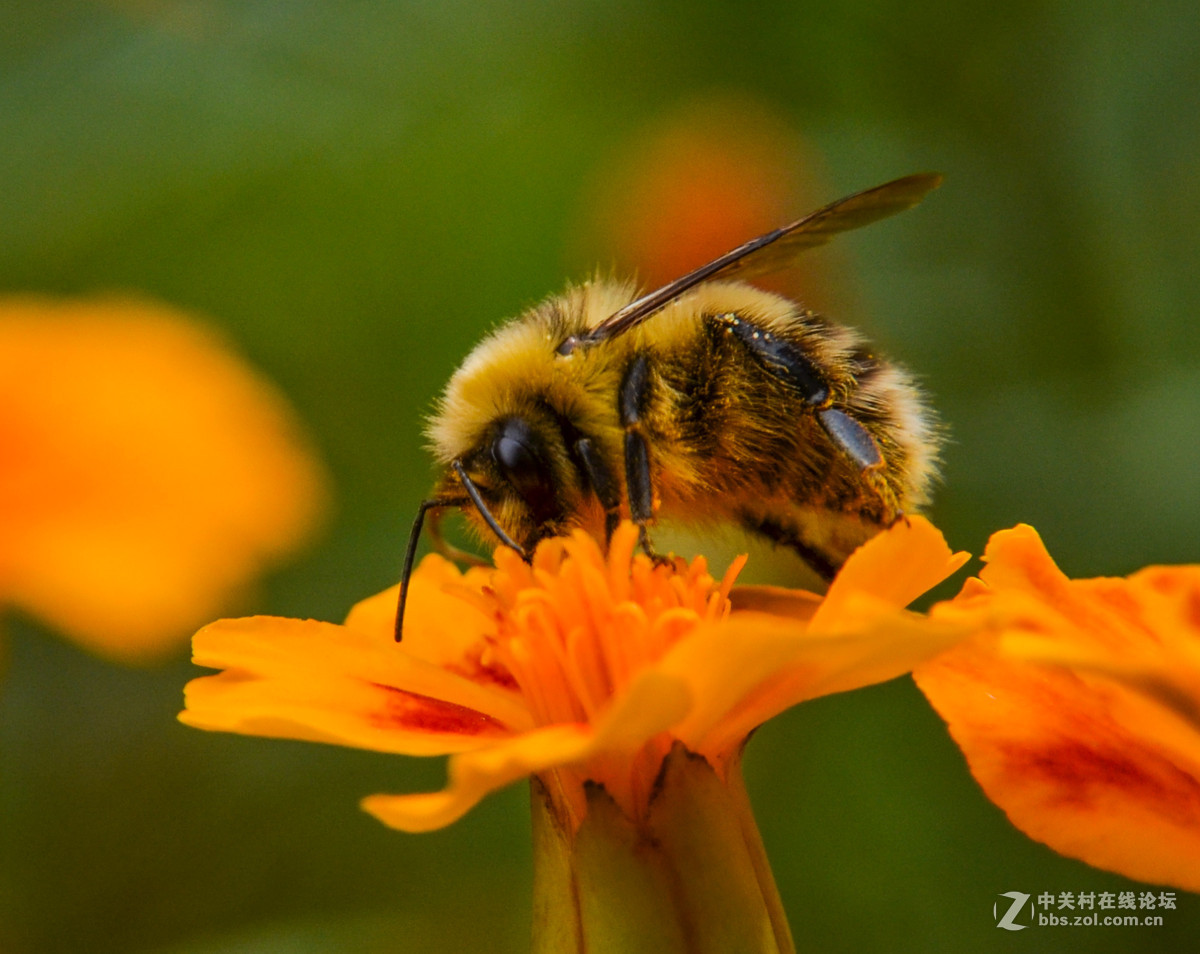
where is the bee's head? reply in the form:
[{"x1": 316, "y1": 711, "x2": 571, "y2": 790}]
[
  {"x1": 435, "y1": 413, "x2": 577, "y2": 555},
  {"x1": 398, "y1": 409, "x2": 600, "y2": 641}
]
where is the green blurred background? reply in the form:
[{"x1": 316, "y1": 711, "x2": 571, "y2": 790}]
[{"x1": 2, "y1": 1, "x2": 1198, "y2": 951}]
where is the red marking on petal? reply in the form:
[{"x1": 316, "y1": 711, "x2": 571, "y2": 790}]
[
  {"x1": 1186, "y1": 586, "x2": 1200, "y2": 631},
  {"x1": 370, "y1": 684, "x2": 510, "y2": 737},
  {"x1": 1002, "y1": 739, "x2": 1200, "y2": 829},
  {"x1": 448, "y1": 644, "x2": 520, "y2": 691}
]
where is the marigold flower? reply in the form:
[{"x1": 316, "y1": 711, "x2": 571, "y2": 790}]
[
  {"x1": 0, "y1": 295, "x2": 327, "y2": 664},
  {"x1": 182, "y1": 517, "x2": 968, "y2": 950},
  {"x1": 915, "y1": 525, "x2": 1200, "y2": 893}
]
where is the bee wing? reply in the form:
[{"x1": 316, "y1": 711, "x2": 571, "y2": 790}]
[{"x1": 577, "y1": 172, "x2": 942, "y2": 347}]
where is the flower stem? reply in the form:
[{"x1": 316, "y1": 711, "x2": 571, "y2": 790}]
[{"x1": 531, "y1": 743, "x2": 795, "y2": 954}]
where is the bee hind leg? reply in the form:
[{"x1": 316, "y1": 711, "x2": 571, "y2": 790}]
[
  {"x1": 816, "y1": 407, "x2": 902, "y2": 520},
  {"x1": 721, "y1": 315, "x2": 899, "y2": 520},
  {"x1": 817, "y1": 407, "x2": 882, "y2": 472}
]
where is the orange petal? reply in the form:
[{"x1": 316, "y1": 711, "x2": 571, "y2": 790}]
[
  {"x1": 916, "y1": 529, "x2": 1200, "y2": 892},
  {"x1": 181, "y1": 669, "x2": 511, "y2": 756},
  {"x1": 181, "y1": 615, "x2": 533, "y2": 753},
  {"x1": 811, "y1": 515, "x2": 970, "y2": 629},
  {"x1": 665, "y1": 600, "x2": 970, "y2": 758},
  {"x1": 362, "y1": 669, "x2": 692, "y2": 832},
  {"x1": 344, "y1": 555, "x2": 496, "y2": 667},
  {"x1": 362, "y1": 723, "x2": 594, "y2": 832},
  {"x1": 728, "y1": 584, "x2": 823, "y2": 621},
  {"x1": 977, "y1": 523, "x2": 1071, "y2": 596},
  {"x1": 0, "y1": 296, "x2": 327, "y2": 663},
  {"x1": 644, "y1": 517, "x2": 969, "y2": 758}
]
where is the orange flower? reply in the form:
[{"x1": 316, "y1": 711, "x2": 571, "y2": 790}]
[
  {"x1": 183, "y1": 517, "x2": 967, "y2": 950},
  {"x1": 0, "y1": 295, "x2": 327, "y2": 664},
  {"x1": 182, "y1": 518, "x2": 967, "y2": 833},
  {"x1": 915, "y1": 525, "x2": 1200, "y2": 893}
]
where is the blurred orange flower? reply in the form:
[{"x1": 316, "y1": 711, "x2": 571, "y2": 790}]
[
  {"x1": 575, "y1": 94, "x2": 834, "y2": 307},
  {"x1": 915, "y1": 525, "x2": 1200, "y2": 892},
  {"x1": 0, "y1": 295, "x2": 327, "y2": 664}
]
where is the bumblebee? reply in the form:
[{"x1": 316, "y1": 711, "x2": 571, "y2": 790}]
[{"x1": 397, "y1": 173, "x2": 943, "y2": 638}]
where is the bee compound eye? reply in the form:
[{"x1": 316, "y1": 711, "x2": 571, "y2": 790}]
[
  {"x1": 494, "y1": 434, "x2": 538, "y2": 480},
  {"x1": 491, "y1": 419, "x2": 560, "y2": 524}
]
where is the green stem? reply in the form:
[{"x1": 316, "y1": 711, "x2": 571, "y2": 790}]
[{"x1": 531, "y1": 743, "x2": 795, "y2": 954}]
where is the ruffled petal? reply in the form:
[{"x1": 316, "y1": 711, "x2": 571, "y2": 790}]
[
  {"x1": 181, "y1": 668, "x2": 511, "y2": 756},
  {"x1": 728, "y1": 584, "x2": 822, "y2": 621},
  {"x1": 812, "y1": 515, "x2": 970, "y2": 629},
  {"x1": 916, "y1": 527, "x2": 1200, "y2": 892},
  {"x1": 665, "y1": 598, "x2": 969, "y2": 758},
  {"x1": 917, "y1": 642, "x2": 1200, "y2": 892},
  {"x1": 656, "y1": 517, "x2": 969, "y2": 758},
  {"x1": 344, "y1": 556, "x2": 497, "y2": 668},
  {"x1": 362, "y1": 723, "x2": 594, "y2": 831}
]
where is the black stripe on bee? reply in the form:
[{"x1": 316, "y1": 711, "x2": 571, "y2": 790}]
[{"x1": 737, "y1": 508, "x2": 839, "y2": 581}]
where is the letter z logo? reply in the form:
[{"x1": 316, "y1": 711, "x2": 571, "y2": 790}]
[{"x1": 995, "y1": 892, "x2": 1031, "y2": 931}]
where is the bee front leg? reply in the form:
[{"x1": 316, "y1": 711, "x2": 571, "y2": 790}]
[
  {"x1": 572, "y1": 436, "x2": 622, "y2": 543},
  {"x1": 619, "y1": 354, "x2": 669, "y2": 564},
  {"x1": 427, "y1": 508, "x2": 491, "y2": 567}
]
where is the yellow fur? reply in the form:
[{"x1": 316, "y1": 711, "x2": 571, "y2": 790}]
[{"x1": 425, "y1": 277, "x2": 940, "y2": 571}]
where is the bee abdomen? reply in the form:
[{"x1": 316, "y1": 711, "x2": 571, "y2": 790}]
[
  {"x1": 736, "y1": 502, "x2": 883, "y2": 580},
  {"x1": 689, "y1": 308, "x2": 926, "y2": 512}
]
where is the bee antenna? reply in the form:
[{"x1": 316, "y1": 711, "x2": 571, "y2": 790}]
[
  {"x1": 395, "y1": 497, "x2": 447, "y2": 642},
  {"x1": 452, "y1": 459, "x2": 529, "y2": 559}
]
